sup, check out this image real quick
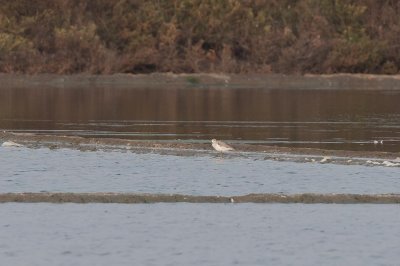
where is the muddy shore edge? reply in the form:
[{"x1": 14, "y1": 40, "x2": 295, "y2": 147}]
[
  {"x1": 1, "y1": 132, "x2": 400, "y2": 166},
  {"x1": 2, "y1": 73, "x2": 400, "y2": 90},
  {"x1": 0, "y1": 192, "x2": 399, "y2": 204}
]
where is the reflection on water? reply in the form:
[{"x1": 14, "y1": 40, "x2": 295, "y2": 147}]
[{"x1": 1, "y1": 86, "x2": 400, "y2": 151}]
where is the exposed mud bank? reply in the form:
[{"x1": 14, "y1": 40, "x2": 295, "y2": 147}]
[
  {"x1": 2, "y1": 73, "x2": 400, "y2": 90},
  {"x1": 1, "y1": 132, "x2": 399, "y2": 167},
  {"x1": 1, "y1": 192, "x2": 399, "y2": 204}
]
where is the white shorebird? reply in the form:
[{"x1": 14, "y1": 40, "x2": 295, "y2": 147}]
[
  {"x1": 320, "y1": 156, "x2": 331, "y2": 163},
  {"x1": 211, "y1": 139, "x2": 234, "y2": 152},
  {"x1": 1, "y1": 141, "x2": 24, "y2": 147}
]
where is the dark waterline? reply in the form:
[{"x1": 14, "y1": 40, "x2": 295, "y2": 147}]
[{"x1": 1, "y1": 86, "x2": 400, "y2": 152}]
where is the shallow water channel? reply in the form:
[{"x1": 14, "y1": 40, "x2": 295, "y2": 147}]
[
  {"x1": 1, "y1": 146, "x2": 399, "y2": 195},
  {"x1": 1, "y1": 85, "x2": 400, "y2": 152}
]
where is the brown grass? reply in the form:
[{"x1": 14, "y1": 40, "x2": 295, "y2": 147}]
[{"x1": 0, "y1": 0, "x2": 399, "y2": 74}]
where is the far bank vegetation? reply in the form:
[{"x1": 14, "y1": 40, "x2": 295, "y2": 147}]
[{"x1": 0, "y1": 0, "x2": 399, "y2": 74}]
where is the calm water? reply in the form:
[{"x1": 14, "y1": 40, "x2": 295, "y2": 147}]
[
  {"x1": 1, "y1": 203, "x2": 399, "y2": 266},
  {"x1": 2, "y1": 83, "x2": 399, "y2": 266},
  {"x1": 1, "y1": 86, "x2": 400, "y2": 152},
  {"x1": 1, "y1": 146, "x2": 399, "y2": 195}
]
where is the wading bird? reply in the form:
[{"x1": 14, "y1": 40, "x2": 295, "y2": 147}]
[{"x1": 211, "y1": 139, "x2": 234, "y2": 152}]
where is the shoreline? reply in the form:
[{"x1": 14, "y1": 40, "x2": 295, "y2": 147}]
[
  {"x1": 0, "y1": 192, "x2": 399, "y2": 204},
  {"x1": 1, "y1": 132, "x2": 399, "y2": 167},
  {"x1": 2, "y1": 73, "x2": 400, "y2": 90}
]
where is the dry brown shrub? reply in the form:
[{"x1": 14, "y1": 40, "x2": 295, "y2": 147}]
[{"x1": 0, "y1": 0, "x2": 399, "y2": 74}]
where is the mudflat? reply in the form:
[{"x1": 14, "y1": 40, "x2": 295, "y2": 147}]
[
  {"x1": 1, "y1": 131, "x2": 399, "y2": 166},
  {"x1": 2, "y1": 73, "x2": 400, "y2": 90},
  {"x1": 1, "y1": 192, "x2": 399, "y2": 204}
]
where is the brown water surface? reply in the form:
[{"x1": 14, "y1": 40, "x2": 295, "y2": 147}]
[{"x1": 1, "y1": 85, "x2": 400, "y2": 152}]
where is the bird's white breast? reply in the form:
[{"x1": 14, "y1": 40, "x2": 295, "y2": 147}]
[{"x1": 212, "y1": 141, "x2": 233, "y2": 152}]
